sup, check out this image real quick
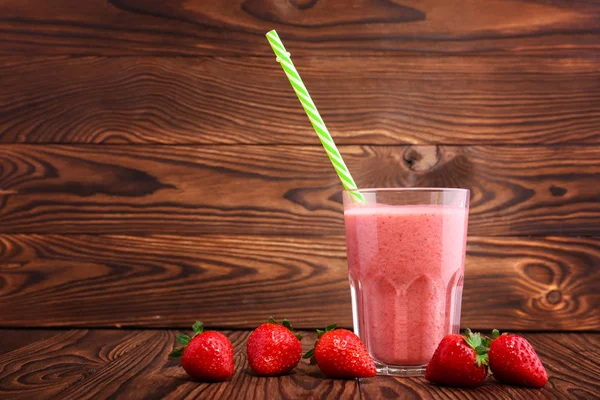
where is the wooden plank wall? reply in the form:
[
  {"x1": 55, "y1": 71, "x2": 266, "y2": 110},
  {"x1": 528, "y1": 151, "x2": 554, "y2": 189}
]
[{"x1": 0, "y1": 0, "x2": 598, "y2": 331}]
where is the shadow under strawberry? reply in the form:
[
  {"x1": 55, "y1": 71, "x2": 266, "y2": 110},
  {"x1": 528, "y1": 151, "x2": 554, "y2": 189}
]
[{"x1": 244, "y1": 369, "x2": 300, "y2": 378}]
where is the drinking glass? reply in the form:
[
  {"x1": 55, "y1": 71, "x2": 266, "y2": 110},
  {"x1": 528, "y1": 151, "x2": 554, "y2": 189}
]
[{"x1": 343, "y1": 188, "x2": 470, "y2": 376}]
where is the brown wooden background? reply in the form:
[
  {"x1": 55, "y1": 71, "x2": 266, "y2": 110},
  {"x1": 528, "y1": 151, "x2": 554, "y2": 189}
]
[{"x1": 0, "y1": 0, "x2": 598, "y2": 331}]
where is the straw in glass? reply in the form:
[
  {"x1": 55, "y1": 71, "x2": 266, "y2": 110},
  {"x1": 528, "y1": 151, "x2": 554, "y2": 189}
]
[{"x1": 265, "y1": 30, "x2": 365, "y2": 204}]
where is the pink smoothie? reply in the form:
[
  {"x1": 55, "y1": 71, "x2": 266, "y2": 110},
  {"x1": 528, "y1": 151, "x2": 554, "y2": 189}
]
[{"x1": 344, "y1": 204, "x2": 468, "y2": 366}]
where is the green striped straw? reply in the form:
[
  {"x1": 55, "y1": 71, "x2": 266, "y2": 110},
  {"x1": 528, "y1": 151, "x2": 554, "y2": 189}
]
[{"x1": 265, "y1": 30, "x2": 366, "y2": 204}]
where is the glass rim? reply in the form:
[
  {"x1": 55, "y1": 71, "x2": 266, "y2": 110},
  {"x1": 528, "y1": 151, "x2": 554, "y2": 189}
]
[{"x1": 343, "y1": 187, "x2": 470, "y2": 194}]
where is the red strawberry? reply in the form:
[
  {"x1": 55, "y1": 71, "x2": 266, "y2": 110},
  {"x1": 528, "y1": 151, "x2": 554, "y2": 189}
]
[
  {"x1": 304, "y1": 324, "x2": 376, "y2": 379},
  {"x1": 247, "y1": 317, "x2": 303, "y2": 376},
  {"x1": 425, "y1": 328, "x2": 489, "y2": 387},
  {"x1": 488, "y1": 330, "x2": 548, "y2": 388},
  {"x1": 170, "y1": 321, "x2": 234, "y2": 381}
]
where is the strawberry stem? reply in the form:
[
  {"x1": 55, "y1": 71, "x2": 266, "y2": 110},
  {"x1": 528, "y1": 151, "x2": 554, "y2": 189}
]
[
  {"x1": 192, "y1": 321, "x2": 204, "y2": 336},
  {"x1": 170, "y1": 320, "x2": 204, "y2": 358},
  {"x1": 463, "y1": 328, "x2": 490, "y2": 367},
  {"x1": 169, "y1": 346, "x2": 185, "y2": 358},
  {"x1": 267, "y1": 317, "x2": 299, "y2": 338},
  {"x1": 303, "y1": 323, "x2": 338, "y2": 363},
  {"x1": 176, "y1": 334, "x2": 191, "y2": 345}
]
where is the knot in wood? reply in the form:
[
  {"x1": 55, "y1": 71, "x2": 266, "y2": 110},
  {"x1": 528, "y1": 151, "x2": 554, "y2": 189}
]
[
  {"x1": 546, "y1": 290, "x2": 562, "y2": 305},
  {"x1": 402, "y1": 145, "x2": 440, "y2": 172}
]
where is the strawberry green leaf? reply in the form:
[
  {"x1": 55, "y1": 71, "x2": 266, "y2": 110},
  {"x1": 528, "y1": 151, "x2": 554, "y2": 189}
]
[
  {"x1": 295, "y1": 333, "x2": 303, "y2": 341},
  {"x1": 268, "y1": 316, "x2": 278, "y2": 324},
  {"x1": 177, "y1": 334, "x2": 191, "y2": 345},
  {"x1": 192, "y1": 321, "x2": 204, "y2": 335},
  {"x1": 475, "y1": 353, "x2": 489, "y2": 367},
  {"x1": 303, "y1": 348, "x2": 315, "y2": 359},
  {"x1": 316, "y1": 329, "x2": 325, "y2": 338},
  {"x1": 463, "y1": 328, "x2": 490, "y2": 367},
  {"x1": 464, "y1": 328, "x2": 484, "y2": 349},
  {"x1": 282, "y1": 319, "x2": 293, "y2": 330},
  {"x1": 325, "y1": 323, "x2": 337, "y2": 332},
  {"x1": 483, "y1": 335, "x2": 492, "y2": 348},
  {"x1": 169, "y1": 346, "x2": 185, "y2": 358},
  {"x1": 463, "y1": 328, "x2": 491, "y2": 367},
  {"x1": 492, "y1": 329, "x2": 500, "y2": 340},
  {"x1": 475, "y1": 345, "x2": 489, "y2": 354}
]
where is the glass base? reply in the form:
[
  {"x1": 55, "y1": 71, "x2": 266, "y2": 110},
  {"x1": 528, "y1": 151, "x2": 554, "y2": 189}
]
[{"x1": 375, "y1": 361, "x2": 427, "y2": 377}]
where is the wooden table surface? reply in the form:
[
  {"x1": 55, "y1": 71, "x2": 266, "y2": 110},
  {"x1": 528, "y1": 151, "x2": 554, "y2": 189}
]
[{"x1": 0, "y1": 329, "x2": 598, "y2": 399}]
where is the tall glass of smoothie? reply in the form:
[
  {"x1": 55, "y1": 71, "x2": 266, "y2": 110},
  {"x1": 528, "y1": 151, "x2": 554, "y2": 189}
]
[{"x1": 343, "y1": 188, "x2": 469, "y2": 376}]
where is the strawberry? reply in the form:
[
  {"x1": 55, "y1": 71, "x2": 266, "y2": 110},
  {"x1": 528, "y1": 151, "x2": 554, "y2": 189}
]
[
  {"x1": 170, "y1": 321, "x2": 234, "y2": 381},
  {"x1": 425, "y1": 328, "x2": 489, "y2": 387},
  {"x1": 488, "y1": 329, "x2": 548, "y2": 388},
  {"x1": 246, "y1": 317, "x2": 303, "y2": 376},
  {"x1": 303, "y1": 324, "x2": 376, "y2": 379}
]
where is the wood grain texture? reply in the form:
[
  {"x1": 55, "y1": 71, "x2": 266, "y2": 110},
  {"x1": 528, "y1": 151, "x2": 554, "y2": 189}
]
[
  {"x1": 1, "y1": 56, "x2": 599, "y2": 144},
  {"x1": 0, "y1": 330, "x2": 598, "y2": 399},
  {"x1": 465, "y1": 236, "x2": 600, "y2": 331},
  {"x1": 0, "y1": 145, "x2": 597, "y2": 236},
  {"x1": 0, "y1": 330, "x2": 360, "y2": 400},
  {"x1": 0, "y1": 329, "x2": 173, "y2": 399},
  {"x1": 359, "y1": 333, "x2": 600, "y2": 399},
  {"x1": 0, "y1": 0, "x2": 599, "y2": 56},
  {"x1": 0, "y1": 235, "x2": 597, "y2": 330},
  {"x1": 0, "y1": 234, "x2": 351, "y2": 329},
  {"x1": 0, "y1": 330, "x2": 55, "y2": 356}
]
